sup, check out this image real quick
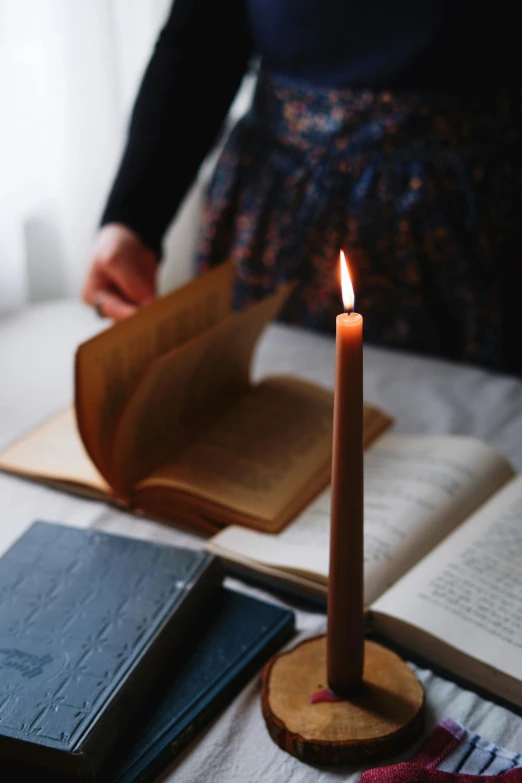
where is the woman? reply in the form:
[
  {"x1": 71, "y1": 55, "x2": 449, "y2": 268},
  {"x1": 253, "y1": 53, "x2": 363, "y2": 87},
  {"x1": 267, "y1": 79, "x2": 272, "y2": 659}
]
[{"x1": 83, "y1": 0, "x2": 522, "y2": 374}]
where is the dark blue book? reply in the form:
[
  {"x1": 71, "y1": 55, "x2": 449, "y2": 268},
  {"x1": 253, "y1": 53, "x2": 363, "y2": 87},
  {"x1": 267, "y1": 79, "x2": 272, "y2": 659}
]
[
  {"x1": 0, "y1": 522, "x2": 222, "y2": 781},
  {"x1": 109, "y1": 588, "x2": 295, "y2": 783}
]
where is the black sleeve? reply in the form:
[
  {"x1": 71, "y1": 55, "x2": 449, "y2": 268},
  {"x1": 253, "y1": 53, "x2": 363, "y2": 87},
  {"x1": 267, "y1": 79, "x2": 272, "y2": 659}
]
[{"x1": 100, "y1": 0, "x2": 254, "y2": 257}]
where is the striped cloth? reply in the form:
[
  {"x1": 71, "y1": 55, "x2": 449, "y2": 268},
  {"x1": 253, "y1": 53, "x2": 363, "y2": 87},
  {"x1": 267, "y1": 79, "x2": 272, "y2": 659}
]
[{"x1": 360, "y1": 718, "x2": 522, "y2": 781}]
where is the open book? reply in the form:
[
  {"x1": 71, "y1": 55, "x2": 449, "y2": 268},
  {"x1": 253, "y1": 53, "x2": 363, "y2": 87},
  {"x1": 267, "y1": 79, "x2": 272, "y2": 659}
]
[
  {"x1": 206, "y1": 435, "x2": 522, "y2": 708},
  {"x1": 0, "y1": 262, "x2": 391, "y2": 535}
]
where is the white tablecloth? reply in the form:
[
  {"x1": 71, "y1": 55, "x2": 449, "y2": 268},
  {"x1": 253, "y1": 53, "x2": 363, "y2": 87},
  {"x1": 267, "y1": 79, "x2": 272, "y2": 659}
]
[{"x1": 1, "y1": 300, "x2": 522, "y2": 782}]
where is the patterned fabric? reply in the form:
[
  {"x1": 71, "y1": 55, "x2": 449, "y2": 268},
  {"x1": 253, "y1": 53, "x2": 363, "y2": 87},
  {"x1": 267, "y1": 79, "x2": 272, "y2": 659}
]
[
  {"x1": 360, "y1": 718, "x2": 522, "y2": 781},
  {"x1": 198, "y1": 72, "x2": 522, "y2": 374}
]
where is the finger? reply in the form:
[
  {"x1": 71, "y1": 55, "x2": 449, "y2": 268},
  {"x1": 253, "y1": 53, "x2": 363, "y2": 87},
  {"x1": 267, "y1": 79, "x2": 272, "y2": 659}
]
[
  {"x1": 82, "y1": 272, "x2": 103, "y2": 307},
  {"x1": 82, "y1": 273, "x2": 139, "y2": 320},
  {"x1": 96, "y1": 291, "x2": 139, "y2": 320},
  {"x1": 108, "y1": 258, "x2": 156, "y2": 306}
]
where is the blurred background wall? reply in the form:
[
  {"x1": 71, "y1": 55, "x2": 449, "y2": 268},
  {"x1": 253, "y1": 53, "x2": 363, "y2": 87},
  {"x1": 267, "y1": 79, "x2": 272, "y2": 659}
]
[{"x1": 0, "y1": 0, "x2": 253, "y2": 314}]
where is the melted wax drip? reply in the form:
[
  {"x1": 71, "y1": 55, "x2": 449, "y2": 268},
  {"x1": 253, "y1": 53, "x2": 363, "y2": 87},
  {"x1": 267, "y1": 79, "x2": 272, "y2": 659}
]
[{"x1": 309, "y1": 687, "x2": 344, "y2": 704}]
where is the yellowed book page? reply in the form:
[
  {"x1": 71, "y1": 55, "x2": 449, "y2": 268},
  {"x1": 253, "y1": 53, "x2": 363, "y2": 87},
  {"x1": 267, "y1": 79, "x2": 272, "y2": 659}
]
[
  {"x1": 137, "y1": 376, "x2": 334, "y2": 531},
  {"x1": 111, "y1": 284, "x2": 293, "y2": 496},
  {"x1": 206, "y1": 435, "x2": 513, "y2": 602},
  {"x1": 372, "y1": 475, "x2": 522, "y2": 689},
  {"x1": 110, "y1": 324, "x2": 221, "y2": 497},
  {"x1": 74, "y1": 261, "x2": 234, "y2": 482},
  {"x1": 0, "y1": 408, "x2": 109, "y2": 493}
]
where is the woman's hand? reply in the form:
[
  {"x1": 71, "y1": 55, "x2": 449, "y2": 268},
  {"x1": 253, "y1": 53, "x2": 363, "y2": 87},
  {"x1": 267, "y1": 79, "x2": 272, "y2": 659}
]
[{"x1": 82, "y1": 224, "x2": 157, "y2": 320}]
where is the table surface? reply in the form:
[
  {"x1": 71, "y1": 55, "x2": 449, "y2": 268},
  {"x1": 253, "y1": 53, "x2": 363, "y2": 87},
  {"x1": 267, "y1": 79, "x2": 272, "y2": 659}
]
[{"x1": 1, "y1": 299, "x2": 522, "y2": 782}]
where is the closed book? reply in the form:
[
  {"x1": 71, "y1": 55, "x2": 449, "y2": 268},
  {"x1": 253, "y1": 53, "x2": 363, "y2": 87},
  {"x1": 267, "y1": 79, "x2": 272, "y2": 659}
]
[
  {"x1": 0, "y1": 521, "x2": 222, "y2": 781},
  {"x1": 110, "y1": 588, "x2": 295, "y2": 783}
]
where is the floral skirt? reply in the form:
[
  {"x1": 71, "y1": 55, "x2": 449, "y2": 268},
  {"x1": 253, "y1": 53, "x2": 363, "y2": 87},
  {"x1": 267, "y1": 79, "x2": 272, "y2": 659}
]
[{"x1": 197, "y1": 72, "x2": 522, "y2": 374}]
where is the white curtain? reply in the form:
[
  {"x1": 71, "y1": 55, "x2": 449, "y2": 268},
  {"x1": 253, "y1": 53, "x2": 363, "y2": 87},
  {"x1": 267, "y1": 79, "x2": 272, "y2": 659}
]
[{"x1": 0, "y1": 0, "x2": 173, "y2": 314}]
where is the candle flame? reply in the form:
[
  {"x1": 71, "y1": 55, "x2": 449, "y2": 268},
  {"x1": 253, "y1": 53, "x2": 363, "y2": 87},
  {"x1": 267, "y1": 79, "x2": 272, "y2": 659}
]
[{"x1": 340, "y1": 250, "x2": 354, "y2": 312}]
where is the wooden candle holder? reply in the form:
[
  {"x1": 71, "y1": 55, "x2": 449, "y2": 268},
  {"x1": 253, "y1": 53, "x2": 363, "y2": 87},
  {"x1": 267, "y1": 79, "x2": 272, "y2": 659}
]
[{"x1": 261, "y1": 634, "x2": 424, "y2": 766}]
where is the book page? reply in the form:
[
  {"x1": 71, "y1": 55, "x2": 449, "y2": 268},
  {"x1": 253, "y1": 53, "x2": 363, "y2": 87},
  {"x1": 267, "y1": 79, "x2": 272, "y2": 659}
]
[
  {"x1": 111, "y1": 284, "x2": 293, "y2": 496},
  {"x1": 136, "y1": 377, "x2": 334, "y2": 532},
  {"x1": 140, "y1": 383, "x2": 390, "y2": 532},
  {"x1": 74, "y1": 262, "x2": 234, "y2": 482},
  {"x1": 0, "y1": 408, "x2": 109, "y2": 493},
  {"x1": 208, "y1": 435, "x2": 513, "y2": 602},
  {"x1": 372, "y1": 475, "x2": 522, "y2": 684}
]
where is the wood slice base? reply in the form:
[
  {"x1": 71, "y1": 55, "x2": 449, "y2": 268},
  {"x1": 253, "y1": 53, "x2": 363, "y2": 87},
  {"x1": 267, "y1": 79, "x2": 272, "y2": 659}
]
[{"x1": 261, "y1": 634, "x2": 424, "y2": 766}]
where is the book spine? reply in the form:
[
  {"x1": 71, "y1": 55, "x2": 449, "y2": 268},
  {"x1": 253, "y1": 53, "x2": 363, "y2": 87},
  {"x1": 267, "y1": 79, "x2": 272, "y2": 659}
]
[
  {"x1": 117, "y1": 614, "x2": 295, "y2": 783},
  {"x1": 79, "y1": 555, "x2": 224, "y2": 779}
]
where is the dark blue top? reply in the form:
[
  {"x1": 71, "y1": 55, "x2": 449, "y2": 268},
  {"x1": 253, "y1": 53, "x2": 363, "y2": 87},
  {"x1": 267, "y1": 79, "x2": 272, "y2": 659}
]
[
  {"x1": 102, "y1": 0, "x2": 518, "y2": 256},
  {"x1": 249, "y1": 0, "x2": 473, "y2": 89}
]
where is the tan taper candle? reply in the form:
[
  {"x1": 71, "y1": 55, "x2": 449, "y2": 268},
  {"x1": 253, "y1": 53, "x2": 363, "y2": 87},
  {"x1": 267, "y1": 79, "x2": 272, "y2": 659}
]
[{"x1": 327, "y1": 252, "x2": 364, "y2": 696}]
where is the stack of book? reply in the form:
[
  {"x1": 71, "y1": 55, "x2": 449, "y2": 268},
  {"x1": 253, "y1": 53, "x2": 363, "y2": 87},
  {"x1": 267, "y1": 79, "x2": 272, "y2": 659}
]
[{"x1": 0, "y1": 522, "x2": 295, "y2": 781}]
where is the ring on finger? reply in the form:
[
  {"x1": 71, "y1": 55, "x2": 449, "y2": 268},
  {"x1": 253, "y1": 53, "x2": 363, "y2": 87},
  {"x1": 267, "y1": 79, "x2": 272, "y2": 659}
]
[{"x1": 94, "y1": 295, "x2": 106, "y2": 318}]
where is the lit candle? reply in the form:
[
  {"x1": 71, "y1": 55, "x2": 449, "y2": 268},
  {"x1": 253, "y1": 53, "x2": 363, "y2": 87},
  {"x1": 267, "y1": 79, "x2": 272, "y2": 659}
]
[{"x1": 327, "y1": 250, "x2": 364, "y2": 696}]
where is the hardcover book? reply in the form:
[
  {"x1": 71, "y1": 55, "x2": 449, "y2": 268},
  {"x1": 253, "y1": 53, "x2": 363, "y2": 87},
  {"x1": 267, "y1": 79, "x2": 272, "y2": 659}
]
[
  {"x1": 0, "y1": 521, "x2": 222, "y2": 781},
  {"x1": 0, "y1": 262, "x2": 391, "y2": 536},
  {"x1": 206, "y1": 433, "x2": 522, "y2": 709},
  {"x1": 110, "y1": 588, "x2": 295, "y2": 783}
]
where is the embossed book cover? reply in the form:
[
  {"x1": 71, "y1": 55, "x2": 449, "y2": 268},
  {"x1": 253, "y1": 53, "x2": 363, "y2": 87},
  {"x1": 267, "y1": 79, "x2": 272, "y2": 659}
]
[{"x1": 0, "y1": 521, "x2": 222, "y2": 780}]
